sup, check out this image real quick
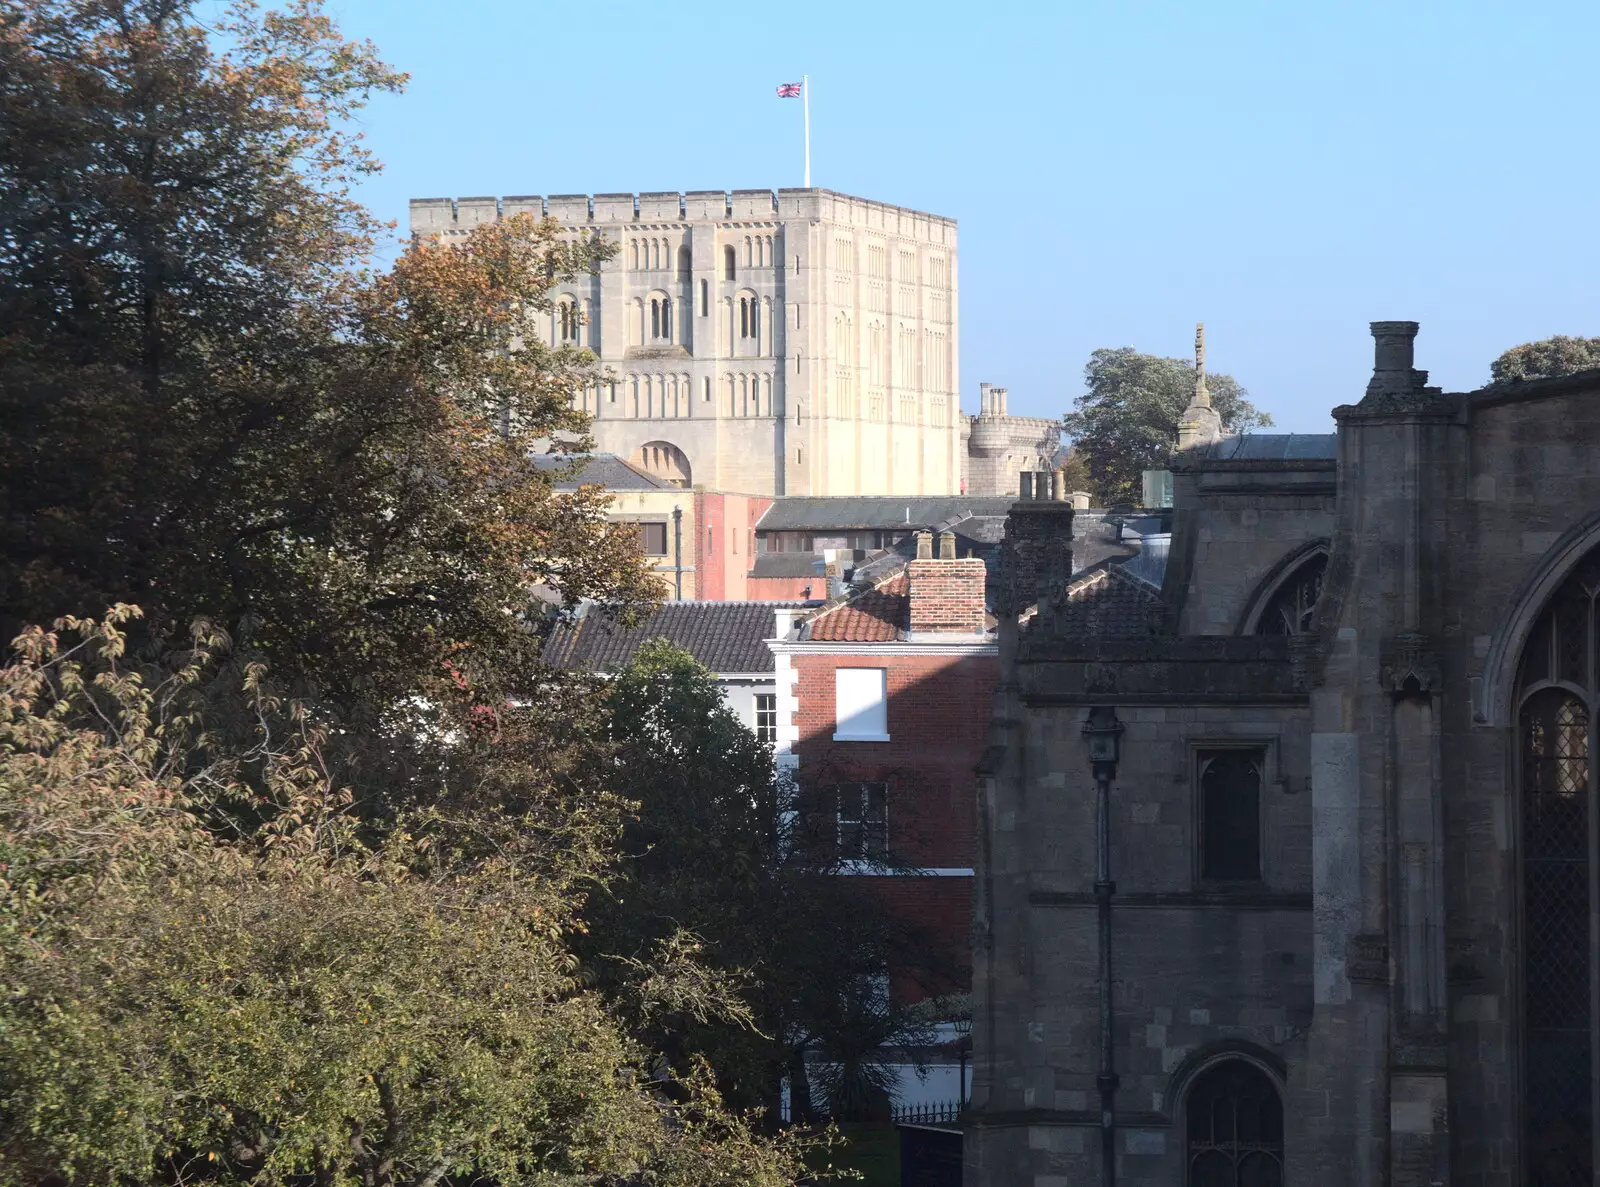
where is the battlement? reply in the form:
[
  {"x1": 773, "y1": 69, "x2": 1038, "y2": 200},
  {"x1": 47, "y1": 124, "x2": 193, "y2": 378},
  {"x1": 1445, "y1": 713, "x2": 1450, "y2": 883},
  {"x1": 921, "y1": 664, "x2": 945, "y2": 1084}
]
[{"x1": 409, "y1": 189, "x2": 956, "y2": 243}]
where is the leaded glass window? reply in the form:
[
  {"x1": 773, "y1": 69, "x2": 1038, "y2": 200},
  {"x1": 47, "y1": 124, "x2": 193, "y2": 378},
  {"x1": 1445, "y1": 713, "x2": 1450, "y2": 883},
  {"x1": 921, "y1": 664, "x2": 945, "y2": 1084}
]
[
  {"x1": 1187, "y1": 1060, "x2": 1283, "y2": 1187},
  {"x1": 1518, "y1": 546, "x2": 1600, "y2": 1185},
  {"x1": 1199, "y1": 749, "x2": 1264, "y2": 883},
  {"x1": 1255, "y1": 552, "x2": 1328, "y2": 636}
]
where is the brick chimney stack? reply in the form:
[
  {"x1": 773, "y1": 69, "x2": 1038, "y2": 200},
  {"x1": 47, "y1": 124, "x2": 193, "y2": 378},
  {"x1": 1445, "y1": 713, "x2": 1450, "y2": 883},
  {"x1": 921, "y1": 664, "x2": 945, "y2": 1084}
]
[{"x1": 907, "y1": 540, "x2": 988, "y2": 636}]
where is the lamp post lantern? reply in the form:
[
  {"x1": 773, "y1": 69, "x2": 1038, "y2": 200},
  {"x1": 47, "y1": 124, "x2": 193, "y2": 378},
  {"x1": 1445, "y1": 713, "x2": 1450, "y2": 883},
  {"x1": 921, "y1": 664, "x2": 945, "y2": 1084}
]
[{"x1": 1082, "y1": 706, "x2": 1123, "y2": 1187}]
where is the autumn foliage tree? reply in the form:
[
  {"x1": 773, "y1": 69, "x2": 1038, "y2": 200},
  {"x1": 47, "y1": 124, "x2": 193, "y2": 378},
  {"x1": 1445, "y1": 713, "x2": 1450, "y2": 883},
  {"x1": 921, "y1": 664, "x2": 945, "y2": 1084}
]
[
  {"x1": 0, "y1": 0, "x2": 655, "y2": 718},
  {"x1": 0, "y1": 2, "x2": 828, "y2": 1182},
  {"x1": 0, "y1": 612, "x2": 811, "y2": 1187},
  {"x1": 1490, "y1": 335, "x2": 1600, "y2": 384}
]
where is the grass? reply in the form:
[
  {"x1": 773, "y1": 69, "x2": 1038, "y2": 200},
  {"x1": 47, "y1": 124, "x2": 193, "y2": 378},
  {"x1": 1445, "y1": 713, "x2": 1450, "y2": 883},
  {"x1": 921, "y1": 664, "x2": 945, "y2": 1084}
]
[{"x1": 805, "y1": 1121, "x2": 900, "y2": 1186}]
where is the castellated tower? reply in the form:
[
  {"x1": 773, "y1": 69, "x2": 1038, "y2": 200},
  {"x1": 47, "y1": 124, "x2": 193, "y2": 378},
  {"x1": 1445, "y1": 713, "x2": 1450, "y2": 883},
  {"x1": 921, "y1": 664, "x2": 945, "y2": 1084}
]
[
  {"x1": 960, "y1": 382, "x2": 1063, "y2": 496},
  {"x1": 409, "y1": 189, "x2": 962, "y2": 497}
]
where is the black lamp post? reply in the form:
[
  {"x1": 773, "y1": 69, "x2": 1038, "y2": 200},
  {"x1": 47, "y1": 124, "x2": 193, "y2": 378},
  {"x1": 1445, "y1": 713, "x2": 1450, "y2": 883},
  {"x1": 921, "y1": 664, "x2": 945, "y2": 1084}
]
[
  {"x1": 953, "y1": 1012, "x2": 972, "y2": 1110},
  {"x1": 1082, "y1": 706, "x2": 1123, "y2": 1187}
]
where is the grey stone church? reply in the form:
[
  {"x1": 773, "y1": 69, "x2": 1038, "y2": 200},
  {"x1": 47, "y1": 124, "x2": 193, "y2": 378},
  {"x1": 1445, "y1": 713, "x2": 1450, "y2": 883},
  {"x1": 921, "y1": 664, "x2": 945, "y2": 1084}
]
[{"x1": 967, "y1": 322, "x2": 1600, "y2": 1186}]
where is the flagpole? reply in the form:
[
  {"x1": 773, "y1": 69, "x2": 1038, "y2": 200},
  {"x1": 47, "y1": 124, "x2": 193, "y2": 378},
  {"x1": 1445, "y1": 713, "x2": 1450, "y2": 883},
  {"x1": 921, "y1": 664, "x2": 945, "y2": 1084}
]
[{"x1": 803, "y1": 74, "x2": 811, "y2": 188}]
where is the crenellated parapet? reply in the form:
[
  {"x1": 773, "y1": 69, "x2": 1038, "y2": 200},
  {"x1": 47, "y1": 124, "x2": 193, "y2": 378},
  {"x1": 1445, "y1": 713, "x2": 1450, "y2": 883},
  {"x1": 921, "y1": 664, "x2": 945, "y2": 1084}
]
[{"x1": 409, "y1": 189, "x2": 956, "y2": 243}]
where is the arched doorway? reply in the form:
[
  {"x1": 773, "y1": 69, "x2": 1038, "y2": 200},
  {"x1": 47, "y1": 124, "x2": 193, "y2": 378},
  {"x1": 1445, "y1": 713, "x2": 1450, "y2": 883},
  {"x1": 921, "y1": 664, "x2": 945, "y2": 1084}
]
[
  {"x1": 629, "y1": 441, "x2": 691, "y2": 488},
  {"x1": 1186, "y1": 1059, "x2": 1283, "y2": 1187},
  {"x1": 1518, "y1": 543, "x2": 1600, "y2": 1185}
]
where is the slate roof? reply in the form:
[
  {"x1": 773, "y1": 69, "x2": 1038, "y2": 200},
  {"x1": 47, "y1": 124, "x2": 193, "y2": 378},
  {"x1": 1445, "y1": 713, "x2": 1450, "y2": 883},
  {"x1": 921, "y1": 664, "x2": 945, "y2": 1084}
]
[
  {"x1": 750, "y1": 553, "x2": 824, "y2": 579},
  {"x1": 1201, "y1": 433, "x2": 1337, "y2": 461},
  {"x1": 757, "y1": 496, "x2": 1017, "y2": 531},
  {"x1": 804, "y1": 573, "x2": 908, "y2": 642},
  {"x1": 1071, "y1": 512, "x2": 1142, "y2": 572},
  {"x1": 543, "y1": 601, "x2": 806, "y2": 674},
  {"x1": 531, "y1": 452, "x2": 671, "y2": 490},
  {"x1": 1053, "y1": 564, "x2": 1167, "y2": 638}
]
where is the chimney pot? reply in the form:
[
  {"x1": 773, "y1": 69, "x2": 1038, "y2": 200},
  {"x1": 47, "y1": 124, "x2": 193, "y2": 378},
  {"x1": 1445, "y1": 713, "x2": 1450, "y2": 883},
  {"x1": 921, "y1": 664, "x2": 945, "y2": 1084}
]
[
  {"x1": 1020, "y1": 472, "x2": 1035, "y2": 500},
  {"x1": 938, "y1": 531, "x2": 957, "y2": 560},
  {"x1": 915, "y1": 530, "x2": 933, "y2": 560}
]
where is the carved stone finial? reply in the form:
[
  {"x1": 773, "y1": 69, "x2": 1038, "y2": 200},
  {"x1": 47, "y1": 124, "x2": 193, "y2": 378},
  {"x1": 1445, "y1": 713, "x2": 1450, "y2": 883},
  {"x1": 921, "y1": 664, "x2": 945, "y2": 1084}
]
[{"x1": 1176, "y1": 321, "x2": 1223, "y2": 451}]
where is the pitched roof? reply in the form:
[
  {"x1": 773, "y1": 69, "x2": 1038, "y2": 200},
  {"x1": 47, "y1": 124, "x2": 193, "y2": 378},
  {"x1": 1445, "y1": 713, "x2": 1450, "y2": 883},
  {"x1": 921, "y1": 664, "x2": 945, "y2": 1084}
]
[
  {"x1": 757, "y1": 496, "x2": 1017, "y2": 531},
  {"x1": 532, "y1": 452, "x2": 671, "y2": 490},
  {"x1": 803, "y1": 573, "x2": 908, "y2": 642},
  {"x1": 750, "y1": 553, "x2": 824, "y2": 579},
  {"x1": 543, "y1": 601, "x2": 804, "y2": 674},
  {"x1": 1052, "y1": 564, "x2": 1167, "y2": 638}
]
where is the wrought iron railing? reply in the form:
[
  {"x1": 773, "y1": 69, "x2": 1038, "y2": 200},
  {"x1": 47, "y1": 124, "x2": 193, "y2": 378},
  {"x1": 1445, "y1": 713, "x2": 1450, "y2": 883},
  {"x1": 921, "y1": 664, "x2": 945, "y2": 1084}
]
[{"x1": 891, "y1": 1099, "x2": 963, "y2": 1126}]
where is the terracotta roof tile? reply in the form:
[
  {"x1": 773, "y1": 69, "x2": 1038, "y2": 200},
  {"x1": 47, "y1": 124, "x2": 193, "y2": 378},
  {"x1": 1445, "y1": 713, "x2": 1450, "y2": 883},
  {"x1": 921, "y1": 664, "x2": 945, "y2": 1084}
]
[{"x1": 805, "y1": 573, "x2": 908, "y2": 642}]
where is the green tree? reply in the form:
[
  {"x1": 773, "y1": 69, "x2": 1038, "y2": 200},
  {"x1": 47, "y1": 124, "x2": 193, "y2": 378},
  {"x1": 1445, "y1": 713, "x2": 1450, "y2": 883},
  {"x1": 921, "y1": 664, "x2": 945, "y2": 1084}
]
[
  {"x1": 0, "y1": 4, "x2": 821, "y2": 1181},
  {"x1": 1490, "y1": 335, "x2": 1600, "y2": 383},
  {"x1": 0, "y1": 612, "x2": 811, "y2": 1187},
  {"x1": 589, "y1": 642, "x2": 945, "y2": 1124},
  {"x1": 1062, "y1": 347, "x2": 1272, "y2": 504},
  {"x1": 0, "y1": 0, "x2": 655, "y2": 720}
]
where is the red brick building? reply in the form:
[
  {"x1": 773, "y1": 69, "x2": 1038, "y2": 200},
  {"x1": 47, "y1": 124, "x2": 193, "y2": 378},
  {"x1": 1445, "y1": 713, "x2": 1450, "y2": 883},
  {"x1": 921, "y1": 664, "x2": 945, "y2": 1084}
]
[
  {"x1": 693, "y1": 491, "x2": 772, "y2": 600},
  {"x1": 768, "y1": 530, "x2": 997, "y2": 1111}
]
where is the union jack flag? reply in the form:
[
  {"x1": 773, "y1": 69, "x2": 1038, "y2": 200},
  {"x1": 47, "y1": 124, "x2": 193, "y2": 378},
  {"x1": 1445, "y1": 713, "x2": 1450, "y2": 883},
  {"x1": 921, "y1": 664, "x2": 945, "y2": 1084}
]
[{"x1": 776, "y1": 82, "x2": 803, "y2": 97}]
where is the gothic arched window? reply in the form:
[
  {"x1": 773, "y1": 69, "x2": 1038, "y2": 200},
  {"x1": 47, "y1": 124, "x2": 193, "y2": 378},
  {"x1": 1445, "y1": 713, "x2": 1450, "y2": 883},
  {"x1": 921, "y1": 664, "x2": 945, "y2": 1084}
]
[
  {"x1": 1186, "y1": 1060, "x2": 1283, "y2": 1187},
  {"x1": 1254, "y1": 551, "x2": 1328, "y2": 636},
  {"x1": 1519, "y1": 547, "x2": 1600, "y2": 1186}
]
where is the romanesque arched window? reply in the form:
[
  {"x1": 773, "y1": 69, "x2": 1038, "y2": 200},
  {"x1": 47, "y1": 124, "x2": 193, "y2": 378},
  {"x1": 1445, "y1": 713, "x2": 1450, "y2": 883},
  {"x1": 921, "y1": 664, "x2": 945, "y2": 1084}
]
[
  {"x1": 629, "y1": 441, "x2": 691, "y2": 487},
  {"x1": 1253, "y1": 552, "x2": 1328, "y2": 636},
  {"x1": 738, "y1": 294, "x2": 759, "y2": 347},
  {"x1": 724, "y1": 245, "x2": 736, "y2": 280},
  {"x1": 1519, "y1": 546, "x2": 1600, "y2": 1186},
  {"x1": 1186, "y1": 1060, "x2": 1283, "y2": 1187}
]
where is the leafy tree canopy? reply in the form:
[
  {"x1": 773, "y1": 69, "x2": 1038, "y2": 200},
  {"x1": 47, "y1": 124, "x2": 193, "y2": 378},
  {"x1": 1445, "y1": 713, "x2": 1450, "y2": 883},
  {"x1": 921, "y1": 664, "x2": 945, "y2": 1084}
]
[
  {"x1": 0, "y1": 0, "x2": 656, "y2": 725},
  {"x1": 1061, "y1": 347, "x2": 1273, "y2": 504},
  {"x1": 0, "y1": 3, "x2": 834, "y2": 1182},
  {"x1": 0, "y1": 612, "x2": 812, "y2": 1187},
  {"x1": 589, "y1": 642, "x2": 948, "y2": 1124},
  {"x1": 1490, "y1": 335, "x2": 1600, "y2": 384}
]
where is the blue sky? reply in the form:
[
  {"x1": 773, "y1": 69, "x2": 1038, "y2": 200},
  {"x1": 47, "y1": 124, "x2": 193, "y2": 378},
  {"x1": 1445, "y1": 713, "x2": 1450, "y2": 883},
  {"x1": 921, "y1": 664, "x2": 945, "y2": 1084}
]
[{"x1": 325, "y1": 0, "x2": 1598, "y2": 432}]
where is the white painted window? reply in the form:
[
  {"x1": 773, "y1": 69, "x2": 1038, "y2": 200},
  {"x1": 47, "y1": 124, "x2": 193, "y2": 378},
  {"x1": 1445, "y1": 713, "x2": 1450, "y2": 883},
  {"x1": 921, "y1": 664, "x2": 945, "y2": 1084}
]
[
  {"x1": 755, "y1": 693, "x2": 777, "y2": 745},
  {"x1": 834, "y1": 668, "x2": 889, "y2": 742},
  {"x1": 836, "y1": 782, "x2": 888, "y2": 859}
]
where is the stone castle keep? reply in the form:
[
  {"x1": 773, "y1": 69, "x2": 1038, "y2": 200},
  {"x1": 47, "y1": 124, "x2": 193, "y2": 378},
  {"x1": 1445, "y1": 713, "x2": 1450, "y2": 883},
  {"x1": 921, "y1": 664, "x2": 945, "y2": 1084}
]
[
  {"x1": 969, "y1": 321, "x2": 1600, "y2": 1186},
  {"x1": 410, "y1": 189, "x2": 964, "y2": 497}
]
